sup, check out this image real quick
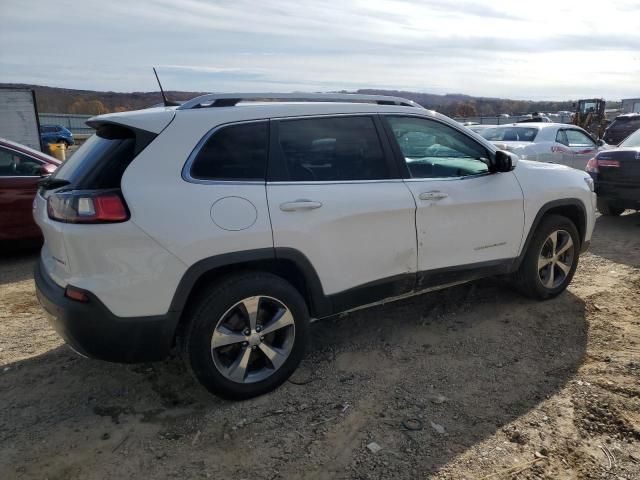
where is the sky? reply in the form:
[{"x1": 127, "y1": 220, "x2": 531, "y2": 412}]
[{"x1": 1, "y1": 0, "x2": 639, "y2": 100}]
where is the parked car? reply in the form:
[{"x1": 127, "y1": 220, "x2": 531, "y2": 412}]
[
  {"x1": 602, "y1": 113, "x2": 640, "y2": 145},
  {"x1": 0, "y1": 138, "x2": 60, "y2": 241},
  {"x1": 40, "y1": 124, "x2": 74, "y2": 146},
  {"x1": 586, "y1": 127, "x2": 640, "y2": 216},
  {"x1": 34, "y1": 93, "x2": 596, "y2": 399},
  {"x1": 480, "y1": 123, "x2": 604, "y2": 169}
]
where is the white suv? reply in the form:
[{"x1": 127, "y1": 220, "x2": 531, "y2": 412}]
[{"x1": 34, "y1": 93, "x2": 597, "y2": 399}]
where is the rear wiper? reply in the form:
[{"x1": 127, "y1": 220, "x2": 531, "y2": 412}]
[{"x1": 38, "y1": 177, "x2": 70, "y2": 190}]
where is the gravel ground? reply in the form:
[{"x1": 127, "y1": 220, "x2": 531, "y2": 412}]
[{"x1": 1, "y1": 213, "x2": 639, "y2": 480}]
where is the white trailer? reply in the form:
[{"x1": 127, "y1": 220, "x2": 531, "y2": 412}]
[
  {"x1": 0, "y1": 87, "x2": 42, "y2": 151},
  {"x1": 621, "y1": 98, "x2": 640, "y2": 114}
]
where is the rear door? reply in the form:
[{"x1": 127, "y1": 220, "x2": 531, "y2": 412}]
[
  {"x1": 0, "y1": 146, "x2": 43, "y2": 240},
  {"x1": 266, "y1": 115, "x2": 417, "y2": 312},
  {"x1": 382, "y1": 115, "x2": 524, "y2": 283}
]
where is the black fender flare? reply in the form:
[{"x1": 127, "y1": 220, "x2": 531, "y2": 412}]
[
  {"x1": 514, "y1": 198, "x2": 588, "y2": 269},
  {"x1": 166, "y1": 247, "x2": 332, "y2": 334}
]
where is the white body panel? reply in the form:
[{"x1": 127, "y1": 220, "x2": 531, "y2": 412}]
[
  {"x1": 267, "y1": 181, "x2": 417, "y2": 295},
  {"x1": 120, "y1": 110, "x2": 274, "y2": 267},
  {"x1": 403, "y1": 172, "x2": 524, "y2": 271},
  {"x1": 514, "y1": 160, "x2": 596, "y2": 245},
  {"x1": 34, "y1": 194, "x2": 188, "y2": 317}
]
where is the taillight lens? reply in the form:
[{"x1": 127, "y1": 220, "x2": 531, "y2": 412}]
[
  {"x1": 585, "y1": 158, "x2": 599, "y2": 174},
  {"x1": 47, "y1": 190, "x2": 129, "y2": 223},
  {"x1": 597, "y1": 159, "x2": 620, "y2": 168}
]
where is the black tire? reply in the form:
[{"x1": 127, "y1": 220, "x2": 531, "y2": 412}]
[
  {"x1": 513, "y1": 214, "x2": 580, "y2": 300},
  {"x1": 182, "y1": 272, "x2": 309, "y2": 400},
  {"x1": 597, "y1": 199, "x2": 624, "y2": 217}
]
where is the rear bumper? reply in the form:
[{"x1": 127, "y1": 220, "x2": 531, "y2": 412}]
[
  {"x1": 596, "y1": 183, "x2": 640, "y2": 210},
  {"x1": 34, "y1": 259, "x2": 176, "y2": 363}
]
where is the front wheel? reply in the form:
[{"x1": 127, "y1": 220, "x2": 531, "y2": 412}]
[
  {"x1": 513, "y1": 214, "x2": 580, "y2": 300},
  {"x1": 182, "y1": 273, "x2": 309, "y2": 399}
]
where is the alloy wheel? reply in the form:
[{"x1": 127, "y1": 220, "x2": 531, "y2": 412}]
[
  {"x1": 210, "y1": 296, "x2": 296, "y2": 383},
  {"x1": 537, "y1": 230, "x2": 575, "y2": 289}
]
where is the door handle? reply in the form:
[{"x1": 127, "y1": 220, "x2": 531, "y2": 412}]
[
  {"x1": 419, "y1": 191, "x2": 448, "y2": 201},
  {"x1": 279, "y1": 200, "x2": 323, "y2": 212}
]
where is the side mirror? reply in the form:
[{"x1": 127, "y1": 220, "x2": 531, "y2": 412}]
[
  {"x1": 39, "y1": 165, "x2": 52, "y2": 177},
  {"x1": 596, "y1": 139, "x2": 605, "y2": 147},
  {"x1": 490, "y1": 150, "x2": 514, "y2": 173}
]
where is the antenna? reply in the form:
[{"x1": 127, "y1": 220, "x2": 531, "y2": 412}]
[{"x1": 153, "y1": 67, "x2": 179, "y2": 107}]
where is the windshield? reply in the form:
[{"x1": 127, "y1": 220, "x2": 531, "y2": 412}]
[
  {"x1": 620, "y1": 128, "x2": 640, "y2": 148},
  {"x1": 480, "y1": 127, "x2": 539, "y2": 142}
]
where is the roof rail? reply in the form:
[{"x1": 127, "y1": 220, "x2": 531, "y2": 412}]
[{"x1": 176, "y1": 93, "x2": 421, "y2": 110}]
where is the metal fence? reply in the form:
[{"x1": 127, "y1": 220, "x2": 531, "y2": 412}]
[
  {"x1": 39, "y1": 113, "x2": 93, "y2": 135},
  {"x1": 453, "y1": 114, "x2": 573, "y2": 125}
]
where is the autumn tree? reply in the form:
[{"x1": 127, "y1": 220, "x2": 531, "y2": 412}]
[
  {"x1": 68, "y1": 99, "x2": 109, "y2": 115},
  {"x1": 455, "y1": 102, "x2": 477, "y2": 117}
]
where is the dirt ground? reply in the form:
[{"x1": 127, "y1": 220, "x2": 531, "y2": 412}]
[{"x1": 1, "y1": 213, "x2": 639, "y2": 480}]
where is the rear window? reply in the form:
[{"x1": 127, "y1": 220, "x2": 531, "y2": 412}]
[
  {"x1": 611, "y1": 117, "x2": 640, "y2": 129},
  {"x1": 52, "y1": 124, "x2": 155, "y2": 189},
  {"x1": 480, "y1": 127, "x2": 539, "y2": 142},
  {"x1": 620, "y1": 129, "x2": 640, "y2": 148}
]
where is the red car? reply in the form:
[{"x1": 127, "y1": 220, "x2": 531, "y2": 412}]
[{"x1": 0, "y1": 138, "x2": 60, "y2": 241}]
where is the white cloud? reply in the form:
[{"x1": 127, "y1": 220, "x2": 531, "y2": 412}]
[{"x1": 0, "y1": 0, "x2": 638, "y2": 99}]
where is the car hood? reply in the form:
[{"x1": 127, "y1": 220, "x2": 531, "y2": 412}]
[{"x1": 517, "y1": 159, "x2": 572, "y2": 171}]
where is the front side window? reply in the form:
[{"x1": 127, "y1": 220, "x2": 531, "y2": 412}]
[
  {"x1": 276, "y1": 116, "x2": 388, "y2": 181},
  {"x1": 387, "y1": 116, "x2": 489, "y2": 178},
  {"x1": 0, "y1": 148, "x2": 42, "y2": 176},
  {"x1": 565, "y1": 130, "x2": 595, "y2": 147},
  {"x1": 190, "y1": 122, "x2": 268, "y2": 181}
]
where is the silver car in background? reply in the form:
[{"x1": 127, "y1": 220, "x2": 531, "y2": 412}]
[{"x1": 479, "y1": 123, "x2": 605, "y2": 170}]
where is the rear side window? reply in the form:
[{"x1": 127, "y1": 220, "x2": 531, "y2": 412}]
[
  {"x1": 190, "y1": 122, "x2": 268, "y2": 181},
  {"x1": 51, "y1": 123, "x2": 155, "y2": 189},
  {"x1": 481, "y1": 127, "x2": 538, "y2": 142},
  {"x1": 276, "y1": 116, "x2": 388, "y2": 181}
]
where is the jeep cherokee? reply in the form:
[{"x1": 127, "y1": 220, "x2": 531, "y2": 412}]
[{"x1": 34, "y1": 93, "x2": 597, "y2": 399}]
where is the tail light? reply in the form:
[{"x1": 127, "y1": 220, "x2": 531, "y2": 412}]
[
  {"x1": 597, "y1": 159, "x2": 620, "y2": 168},
  {"x1": 47, "y1": 190, "x2": 129, "y2": 223},
  {"x1": 585, "y1": 157, "x2": 599, "y2": 174}
]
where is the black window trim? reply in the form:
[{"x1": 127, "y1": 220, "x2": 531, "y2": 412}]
[
  {"x1": 380, "y1": 113, "x2": 495, "y2": 181},
  {"x1": 182, "y1": 118, "x2": 271, "y2": 185},
  {"x1": 266, "y1": 113, "x2": 400, "y2": 184}
]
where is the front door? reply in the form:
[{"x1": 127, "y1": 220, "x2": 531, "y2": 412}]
[{"x1": 382, "y1": 115, "x2": 525, "y2": 285}]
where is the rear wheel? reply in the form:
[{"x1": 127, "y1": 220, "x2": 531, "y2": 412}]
[
  {"x1": 597, "y1": 199, "x2": 624, "y2": 217},
  {"x1": 513, "y1": 214, "x2": 580, "y2": 299},
  {"x1": 183, "y1": 272, "x2": 309, "y2": 399}
]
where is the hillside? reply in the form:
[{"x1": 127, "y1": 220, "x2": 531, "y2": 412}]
[{"x1": 2, "y1": 83, "x2": 581, "y2": 117}]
